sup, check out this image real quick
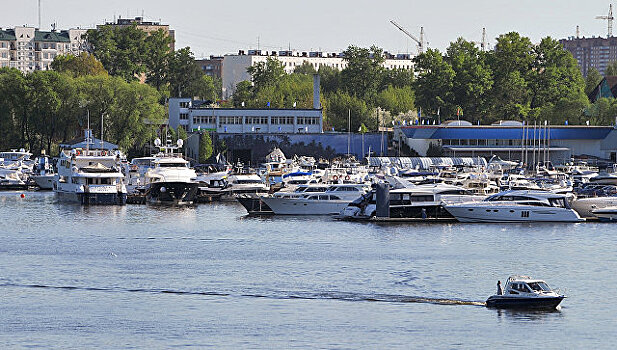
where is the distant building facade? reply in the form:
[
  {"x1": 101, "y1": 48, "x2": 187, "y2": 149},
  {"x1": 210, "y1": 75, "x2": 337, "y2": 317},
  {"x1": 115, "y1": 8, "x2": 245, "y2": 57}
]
[
  {"x1": 0, "y1": 26, "x2": 87, "y2": 73},
  {"x1": 560, "y1": 36, "x2": 617, "y2": 76},
  {"x1": 221, "y1": 49, "x2": 414, "y2": 98},
  {"x1": 196, "y1": 56, "x2": 223, "y2": 79},
  {"x1": 100, "y1": 17, "x2": 175, "y2": 51}
]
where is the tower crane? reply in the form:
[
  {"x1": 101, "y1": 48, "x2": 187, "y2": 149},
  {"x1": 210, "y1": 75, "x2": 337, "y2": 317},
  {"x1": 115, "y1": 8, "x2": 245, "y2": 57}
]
[
  {"x1": 390, "y1": 20, "x2": 424, "y2": 54},
  {"x1": 596, "y1": 4, "x2": 614, "y2": 38}
]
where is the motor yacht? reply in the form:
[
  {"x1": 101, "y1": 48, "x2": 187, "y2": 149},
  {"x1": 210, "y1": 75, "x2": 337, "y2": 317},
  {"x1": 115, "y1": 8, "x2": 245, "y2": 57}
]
[
  {"x1": 486, "y1": 275, "x2": 565, "y2": 309},
  {"x1": 591, "y1": 207, "x2": 617, "y2": 221},
  {"x1": 571, "y1": 195, "x2": 617, "y2": 219},
  {"x1": 31, "y1": 155, "x2": 56, "y2": 190},
  {"x1": 260, "y1": 184, "x2": 369, "y2": 215},
  {"x1": 144, "y1": 138, "x2": 199, "y2": 205},
  {"x1": 340, "y1": 182, "x2": 485, "y2": 221},
  {"x1": 444, "y1": 190, "x2": 583, "y2": 222},
  {"x1": 227, "y1": 173, "x2": 268, "y2": 195},
  {"x1": 53, "y1": 148, "x2": 127, "y2": 205}
]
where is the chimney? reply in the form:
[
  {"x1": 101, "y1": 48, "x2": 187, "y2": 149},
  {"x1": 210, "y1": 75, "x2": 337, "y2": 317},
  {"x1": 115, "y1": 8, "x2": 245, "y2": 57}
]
[{"x1": 312, "y1": 74, "x2": 320, "y2": 109}]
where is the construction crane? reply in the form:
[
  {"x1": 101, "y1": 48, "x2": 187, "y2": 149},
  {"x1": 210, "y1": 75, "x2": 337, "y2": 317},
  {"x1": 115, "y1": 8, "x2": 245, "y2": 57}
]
[
  {"x1": 390, "y1": 20, "x2": 424, "y2": 54},
  {"x1": 596, "y1": 4, "x2": 614, "y2": 38}
]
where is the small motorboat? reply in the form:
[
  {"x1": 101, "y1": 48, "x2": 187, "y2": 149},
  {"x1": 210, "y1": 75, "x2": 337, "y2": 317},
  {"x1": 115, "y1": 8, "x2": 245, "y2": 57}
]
[
  {"x1": 486, "y1": 275, "x2": 565, "y2": 309},
  {"x1": 592, "y1": 206, "x2": 617, "y2": 221}
]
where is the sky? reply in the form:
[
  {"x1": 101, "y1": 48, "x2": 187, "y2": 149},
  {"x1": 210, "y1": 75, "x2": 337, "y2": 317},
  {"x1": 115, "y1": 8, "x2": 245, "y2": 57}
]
[{"x1": 2, "y1": 0, "x2": 615, "y2": 58}]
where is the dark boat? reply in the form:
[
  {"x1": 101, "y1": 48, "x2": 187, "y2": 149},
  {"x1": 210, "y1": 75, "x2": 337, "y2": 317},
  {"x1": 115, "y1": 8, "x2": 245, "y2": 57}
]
[
  {"x1": 146, "y1": 181, "x2": 199, "y2": 205},
  {"x1": 486, "y1": 275, "x2": 565, "y2": 310}
]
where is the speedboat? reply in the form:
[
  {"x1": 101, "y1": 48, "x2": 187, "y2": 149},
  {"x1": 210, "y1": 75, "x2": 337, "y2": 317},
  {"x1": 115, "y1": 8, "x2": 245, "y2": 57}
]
[
  {"x1": 444, "y1": 190, "x2": 583, "y2": 223},
  {"x1": 486, "y1": 275, "x2": 565, "y2": 309}
]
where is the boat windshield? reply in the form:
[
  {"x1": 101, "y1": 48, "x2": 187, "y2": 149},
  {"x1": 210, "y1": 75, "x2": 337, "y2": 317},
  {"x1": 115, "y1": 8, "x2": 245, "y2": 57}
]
[
  {"x1": 527, "y1": 282, "x2": 552, "y2": 292},
  {"x1": 159, "y1": 163, "x2": 187, "y2": 168},
  {"x1": 548, "y1": 197, "x2": 567, "y2": 208}
]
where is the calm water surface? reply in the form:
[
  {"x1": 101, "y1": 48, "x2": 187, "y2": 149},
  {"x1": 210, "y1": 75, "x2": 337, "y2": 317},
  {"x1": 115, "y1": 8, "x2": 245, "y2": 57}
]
[{"x1": 0, "y1": 191, "x2": 615, "y2": 348}]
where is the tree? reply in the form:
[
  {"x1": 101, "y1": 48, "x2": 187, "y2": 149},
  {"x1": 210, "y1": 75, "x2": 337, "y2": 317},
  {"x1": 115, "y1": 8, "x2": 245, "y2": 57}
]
[
  {"x1": 341, "y1": 45, "x2": 385, "y2": 98},
  {"x1": 413, "y1": 48, "x2": 455, "y2": 116},
  {"x1": 605, "y1": 62, "x2": 617, "y2": 76},
  {"x1": 144, "y1": 29, "x2": 173, "y2": 90},
  {"x1": 375, "y1": 86, "x2": 415, "y2": 115},
  {"x1": 325, "y1": 91, "x2": 374, "y2": 131},
  {"x1": 232, "y1": 81, "x2": 253, "y2": 107},
  {"x1": 0, "y1": 68, "x2": 29, "y2": 149},
  {"x1": 51, "y1": 52, "x2": 107, "y2": 77},
  {"x1": 293, "y1": 61, "x2": 317, "y2": 75},
  {"x1": 445, "y1": 38, "x2": 493, "y2": 122},
  {"x1": 247, "y1": 57, "x2": 286, "y2": 91},
  {"x1": 318, "y1": 65, "x2": 341, "y2": 94},
  {"x1": 190, "y1": 74, "x2": 218, "y2": 102},
  {"x1": 168, "y1": 47, "x2": 203, "y2": 98},
  {"x1": 585, "y1": 67, "x2": 603, "y2": 96},
  {"x1": 86, "y1": 24, "x2": 148, "y2": 81},
  {"x1": 488, "y1": 32, "x2": 534, "y2": 120},
  {"x1": 199, "y1": 132, "x2": 213, "y2": 163}
]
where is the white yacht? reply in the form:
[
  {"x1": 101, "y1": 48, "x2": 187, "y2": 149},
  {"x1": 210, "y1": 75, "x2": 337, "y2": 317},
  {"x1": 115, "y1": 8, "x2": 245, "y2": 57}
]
[
  {"x1": 591, "y1": 207, "x2": 617, "y2": 221},
  {"x1": 54, "y1": 149, "x2": 127, "y2": 205},
  {"x1": 444, "y1": 190, "x2": 583, "y2": 223},
  {"x1": 31, "y1": 156, "x2": 55, "y2": 190},
  {"x1": 227, "y1": 173, "x2": 268, "y2": 194},
  {"x1": 260, "y1": 184, "x2": 369, "y2": 215},
  {"x1": 340, "y1": 183, "x2": 485, "y2": 220},
  {"x1": 571, "y1": 196, "x2": 617, "y2": 219},
  {"x1": 486, "y1": 275, "x2": 565, "y2": 309},
  {"x1": 143, "y1": 139, "x2": 199, "y2": 205},
  {"x1": 0, "y1": 149, "x2": 33, "y2": 190}
]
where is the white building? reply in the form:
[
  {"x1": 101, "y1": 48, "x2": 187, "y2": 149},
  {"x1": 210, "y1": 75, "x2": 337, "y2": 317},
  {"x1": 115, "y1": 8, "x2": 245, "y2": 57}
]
[
  {"x1": 0, "y1": 26, "x2": 88, "y2": 73},
  {"x1": 221, "y1": 49, "x2": 414, "y2": 98}
]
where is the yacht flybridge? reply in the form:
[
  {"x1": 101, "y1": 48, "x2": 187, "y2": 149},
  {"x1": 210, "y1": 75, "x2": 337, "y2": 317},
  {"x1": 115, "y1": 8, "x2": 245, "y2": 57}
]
[
  {"x1": 54, "y1": 148, "x2": 127, "y2": 205},
  {"x1": 144, "y1": 138, "x2": 199, "y2": 205},
  {"x1": 444, "y1": 190, "x2": 583, "y2": 223},
  {"x1": 486, "y1": 275, "x2": 565, "y2": 309}
]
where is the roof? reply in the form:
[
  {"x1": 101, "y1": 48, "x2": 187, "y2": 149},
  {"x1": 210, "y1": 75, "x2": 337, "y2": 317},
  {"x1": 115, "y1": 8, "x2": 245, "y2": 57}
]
[
  {"x1": 0, "y1": 30, "x2": 16, "y2": 41},
  {"x1": 588, "y1": 76, "x2": 617, "y2": 102},
  {"x1": 34, "y1": 30, "x2": 70, "y2": 43},
  {"x1": 400, "y1": 126, "x2": 614, "y2": 140},
  {"x1": 60, "y1": 136, "x2": 119, "y2": 151}
]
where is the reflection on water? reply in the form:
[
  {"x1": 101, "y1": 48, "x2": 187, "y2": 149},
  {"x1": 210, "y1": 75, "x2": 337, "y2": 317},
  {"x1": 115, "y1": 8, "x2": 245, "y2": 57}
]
[{"x1": 495, "y1": 307, "x2": 564, "y2": 322}]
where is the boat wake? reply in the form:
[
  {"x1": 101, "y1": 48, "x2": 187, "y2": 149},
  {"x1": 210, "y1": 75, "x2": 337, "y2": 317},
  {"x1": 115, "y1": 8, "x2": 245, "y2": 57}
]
[{"x1": 0, "y1": 282, "x2": 485, "y2": 307}]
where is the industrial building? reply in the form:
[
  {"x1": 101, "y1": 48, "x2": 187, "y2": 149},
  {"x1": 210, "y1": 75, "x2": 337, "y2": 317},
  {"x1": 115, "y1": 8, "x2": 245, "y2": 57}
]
[{"x1": 396, "y1": 121, "x2": 617, "y2": 164}]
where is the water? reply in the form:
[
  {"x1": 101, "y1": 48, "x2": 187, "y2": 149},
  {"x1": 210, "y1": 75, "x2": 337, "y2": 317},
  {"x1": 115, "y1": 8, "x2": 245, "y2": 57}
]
[{"x1": 0, "y1": 191, "x2": 615, "y2": 348}]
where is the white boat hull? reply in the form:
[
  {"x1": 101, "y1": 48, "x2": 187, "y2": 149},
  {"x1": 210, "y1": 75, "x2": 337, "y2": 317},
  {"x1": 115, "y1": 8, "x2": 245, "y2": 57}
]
[
  {"x1": 571, "y1": 197, "x2": 617, "y2": 218},
  {"x1": 32, "y1": 174, "x2": 54, "y2": 190},
  {"x1": 445, "y1": 204, "x2": 583, "y2": 223},
  {"x1": 261, "y1": 197, "x2": 350, "y2": 215}
]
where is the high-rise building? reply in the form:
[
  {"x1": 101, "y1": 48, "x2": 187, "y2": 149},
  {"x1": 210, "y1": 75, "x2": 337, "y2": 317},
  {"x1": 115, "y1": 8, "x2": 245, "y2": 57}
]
[
  {"x1": 0, "y1": 26, "x2": 87, "y2": 73},
  {"x1": 560, "y1": 36, "x2": 617, "y2": 76}
]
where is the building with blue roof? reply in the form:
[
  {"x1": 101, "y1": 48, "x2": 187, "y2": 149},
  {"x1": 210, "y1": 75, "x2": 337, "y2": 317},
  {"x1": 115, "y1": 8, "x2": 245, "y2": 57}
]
[{"x1": 395, "y1": 120, "x2": 617, "y2": 164}]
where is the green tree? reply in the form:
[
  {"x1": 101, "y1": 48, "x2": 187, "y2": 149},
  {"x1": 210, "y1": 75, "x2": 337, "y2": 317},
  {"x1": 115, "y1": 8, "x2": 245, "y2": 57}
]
[
  {"x1": 144, "y1": 29, "x2": 173, "y2": 90},
  {"x1": 247, "y1": 57, "x2": 286, "y2": 91},
  {"x1": 381, "y1": 68, "x2": 414, "y2": 89},
  {"x1": 325, "y1": 91, "x2": 374, "y2": 131},
  {"x1": 375, "y1": 86, "x2": 415, "y2": 115},
  {"x1": 413, "y1": 48, "x2": 455, "y2": 116},
  {"x1": 168, "y1": 47, "x2": 204, "y2": 98},
  {"x1": 445, "y1": 38, "x2": 493, "y2": 122},
  {"x1": 605, "y1": 62, "x2": 617, "y2": 76},
  {"x1": 232, "y1": 80, "x2": 253, "y2": 107},
  {"x1": 190, "y1": 74, "x2": 218, "y2": 101},
  {"x1": 341, "y1": 45, "x2": 385, "y2": 98},
  {"x1": 199, "y1": 132, "x2": 213, "y2": 163},
  {"x1": 0, "y1": 68, "x2": 29, "y2": 149},
  {"x1": 293, "y1": 61, "x2": 317, "y2": 75},
  {"x1": 488, "y1": 32, "x2": 534, "y2": 120},
  {"x1": 86, "y1": 24, "x2": 148, "y2": 81},
  {"x1": 51, "y1": 52, "x2": 107, "y2": 77},
  {"x1": 585, "y1": 67, "x2": 603, "y2": 96},
  {"x1": 318, "y1": 65, "x2": 341, "y2": 94}
]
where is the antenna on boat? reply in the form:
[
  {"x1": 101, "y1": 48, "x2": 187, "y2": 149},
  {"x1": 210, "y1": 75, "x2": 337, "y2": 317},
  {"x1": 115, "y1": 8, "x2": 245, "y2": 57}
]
[
  {"x1": 100, "y1": 112, "x2": 104, "y2": 150},
  {"x1": 86, "y1": 109, "x2": 90, "y2": 152}
]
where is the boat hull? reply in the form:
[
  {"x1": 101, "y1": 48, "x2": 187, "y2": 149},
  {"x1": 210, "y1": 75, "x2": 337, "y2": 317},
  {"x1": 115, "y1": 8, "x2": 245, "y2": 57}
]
[
  {"x1": 32, "y1": 174, "x2": 54, "y2": 190},
  {"x1": 260, "y1": 197, "x2": 349, "y2": 215},
  {"x1": 146, "y1": 181, "x2": 199, "y2": 205},
  {"x1": 235, "y1": 193, "x2": 273, "y2": 214},
  {"x1": 444, "y1": 204, "x2": 583, "y2": 223},
  {"x1": 486, "y1": 295, "x2": 564, "y2": 309}
]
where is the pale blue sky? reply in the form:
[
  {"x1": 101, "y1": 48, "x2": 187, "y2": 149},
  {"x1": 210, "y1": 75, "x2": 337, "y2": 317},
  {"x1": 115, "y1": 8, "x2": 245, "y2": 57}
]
[{"x1": 3, "y1": 0, "x2": 613, "y2": 58}]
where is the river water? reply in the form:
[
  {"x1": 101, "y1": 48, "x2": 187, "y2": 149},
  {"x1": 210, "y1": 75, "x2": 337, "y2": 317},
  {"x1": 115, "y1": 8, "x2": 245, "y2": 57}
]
[{"x1": 0, "y1": 191, "x2": 615, "y2": 348}]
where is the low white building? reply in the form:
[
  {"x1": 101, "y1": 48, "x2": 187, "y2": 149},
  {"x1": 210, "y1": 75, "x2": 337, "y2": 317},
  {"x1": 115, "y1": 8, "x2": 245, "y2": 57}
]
[
  {"x1": 0, "y1": 26, "x2": 88, "y2": 73},
  {"x1": 221, "y1": 49, "x2": 414, "y2": 98}
]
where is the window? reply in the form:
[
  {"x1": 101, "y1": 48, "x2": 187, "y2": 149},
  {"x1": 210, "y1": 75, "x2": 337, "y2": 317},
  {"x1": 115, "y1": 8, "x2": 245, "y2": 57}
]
[
  {"x1": 179, "y1": 113, "x2": 188, "y2": 120},
  {"x1": 219, "y1": 116, "x2": 243, "y2": 125},
  {"x1": 245, "y1": 116, "x2": 268, "y2": 124}
]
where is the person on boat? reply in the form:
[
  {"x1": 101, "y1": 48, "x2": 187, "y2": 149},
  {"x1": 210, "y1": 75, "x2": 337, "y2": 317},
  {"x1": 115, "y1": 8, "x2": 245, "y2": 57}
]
[{"x1": 497, "y1": 280, "x2": 503, "y2": 295}]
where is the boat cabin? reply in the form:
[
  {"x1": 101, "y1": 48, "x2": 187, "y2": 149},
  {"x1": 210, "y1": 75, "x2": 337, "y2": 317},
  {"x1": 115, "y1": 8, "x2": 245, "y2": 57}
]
[{"x1": 503, "y1": 276, "x2": 554, "y2": 295}]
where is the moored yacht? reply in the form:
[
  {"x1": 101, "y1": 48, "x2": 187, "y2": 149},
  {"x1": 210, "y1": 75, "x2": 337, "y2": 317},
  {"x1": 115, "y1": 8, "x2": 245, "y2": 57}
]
[
  {"x1": 486, "y1": 275, "x2": 565, "y2": 309},
  {"x1": 444, "y1": 190, "x2": 583, "y2": 223},
  {"x1": 54, "y1": 148, "x2": 127, "y2": 205},
  {"x1": 31, "y1": 155, "x2": 56, "y2": 190},
  {"x1": 260, "y1": 184, "x2": 369, "y2": 215},
  {"x1": 144, "y1": 138, "x2": 199, "y2": 205}
]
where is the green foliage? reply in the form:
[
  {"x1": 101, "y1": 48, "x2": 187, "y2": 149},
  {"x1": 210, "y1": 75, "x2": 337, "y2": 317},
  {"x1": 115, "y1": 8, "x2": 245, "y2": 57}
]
[
  {"x1": 86, "y1": 24, "x2": 148, "y2": 81},
  {"x1": 318, "y1": 65, "x2": 341, "y2": 94},
  {"x1": 247, "y1": 57, "x2": 286, "y2": 91},
  {"x1": 341, "y1": 45, "x2": 385, "y2": 98},
  {"x1": 144, "y1": 29, "x2": 174, "y2": 89},
  {"x1": 168, "y1": 47, "x2": 204, "y2": 98},
  {"x1": 325, "y1": 91, "x2": 374, "y2": 131},
  {"x1": 375, "y1": 86, "x2": 415, "y2": 115},
  {"x1": 585, "y1": 68, "x2": 603, "y2": 96},
  {"x1": 199, "y1": 132, "x2": 214, "y2": 163},
  {"x1": 413, "y1": 48, "x2": 455, "y2": 116},
  {"x1": 51, "y1": 52, "x2": 108, "y2": 77},
  {"x1": 293, "y1": 61, "x2": 317, "y2": 75},
  {"x1": 605, "y1": 62, "x2": 617, "y2": 76}
]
